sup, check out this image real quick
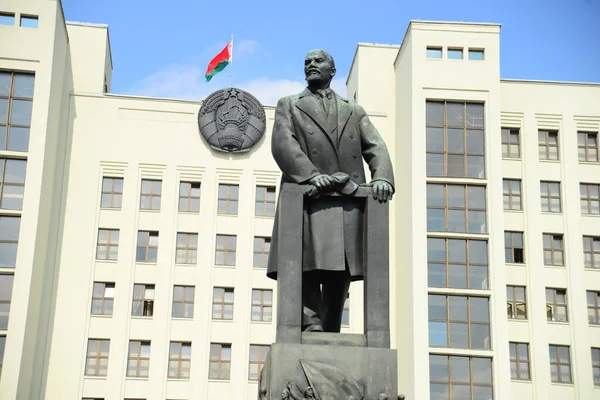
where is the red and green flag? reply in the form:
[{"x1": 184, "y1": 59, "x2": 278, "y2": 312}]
[{"x1": 205, "y1": 39, "x2": 233, "y2": 82}]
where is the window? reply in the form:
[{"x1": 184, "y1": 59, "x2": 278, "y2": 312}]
[
  {"x1": 427, "y1": 237, "x2": 488, "y2": 290},
  {"x1": 100, "y1": 177, "x2": 123, "y2": 208},
  {"x1": 503, "y1": 179, "x2": 522, "y2": 210},
  {"x1": 172, "y1": 285, "x2": 194, "y2": 318},
  {"x1": 175, "y1": 233, "x2": 198, "y2": 264},
  {"x1": 542, "y1": 234, "x2": 564, "y2": 266},
  {"x1": 251, "y1": 289, "x2": 273, "y2": 322},
  {"x1": 429, "y1": 355, "x2": 492, "y2": 399},
  {"x1": 0, "y1": 72, "x2": 34, "y2": 151},
  {"x1": 427, "y1": 184, "x2": 487, "y2": 233},
  {"x1": 91, "y1": 282, "x2": 115, "y2": 316},
  {"x1": 468, "y1": 49, "x2": 485, "y2": 60},
  {"x1": 0, "y1": 215, "x2": 20, "y2": 267},
  {"x1": 510, "y1": 342, "x2": 530, "y2": 380},
  {"x1": 540, "y1": 181, "x2": 561, "y2": 213},
  {"x1": 448, "y1": 48, "x2": 463, "y2": 60},
  {"x1": 426, "y1": 47, "x2": 442, "y2": 59},
  {"x1": 587, "y1": 291, "x2": 600, "y2": 325},
  {"x1": 0, "y1": 274, "x2": 14, "y2": 329},
  {"x1": 428, "y1": 294, "x2": 490, "y2": 349},
  {"x1": 178, "y1": 181, "x2": 200, "y2": 212},
  {"x1": 504, "y1": 231, "x2": 524, "y2": 264},
  {"x1": 20, "y1": 15, "x2": 38, "y2": 28},
  {"x1": 546, "y1": 288, "x2": 568, "y2": 322},
  {"x1": 85, "y1": 339, "x2": 110, "y2": 376},
  {"x1": 584, "y1": 236, "x2": 600, "y2": 269},
  {"x1": 0, "y1": 335, "x2": 5, "y2": 377},
  {"x1": 168, "y1": 342, "x2": 191, "y2": 379},
  {"x1": 501, "y1": 128, "x2": 520, "y2": 158},
  {"x1": 248, "y1": 344, "x2": 270, "y2": 381},
  {"x1": 0, "y1": 158, "x2": 27, "y2": 210},
  {"x1": 215, "y1": 234, "x2": 236, "y2": 266},
  {"x1": 127, "y1": 340, "x2": 150, "y2": 378},
  {"x1": 507, "y1": 286, "x2": 527, "y2": 320},
  {"x1": 580, "y1": 183, "x2": 600, "y2": 215},
  {"x1": 136, "y1": 231, "x2": 158, "y2": 263},
  {"x1": 209, "y1": 343, "x2": 231, "y2": 380},
  {"x1": 217, "y1": 184, "x2": 238, "y2": 215},
  {"x1": 426, "y1": 101, "x2": 485, "y2": 178},
  {"x1": 255, "y1": 186, "x2": 276, "y2": 217},
  {"x1": 0, "y1": 13, "x2": 15, "y2": 26},
  {"x1": 139, "y1": 179, "x2": 161, "y2": 210},
  {"x1": 549, "y1": 345, "x2": 572, "y2": 383},
  {"x1": 538, "y1": 130, "x2": 559, "y2": 160},
  {"x1": 253, "y1": 237, "x2": 271, "y2": 268},
  {"x1": 578, "y1": 131, "x2": 599, "y2": 162},
  {"x1": 96, "y1": 229, "x2": 119, "y2": 261},
  {"x1": 132, "y1": 284, "x2": 155, "y2": 317},
  {"x1": 212, "y1": 287, "x2": 234, "y2": 320},
  {"x1": 592, "y1": 348, "x2": 600, "y2": 386},
  {"x1": 342, "y1": 294, "x2": 350, "y2": 326}
]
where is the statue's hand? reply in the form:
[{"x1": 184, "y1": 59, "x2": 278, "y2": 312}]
[
  {"x1": 371, "y1": 180, "x2": 394, "y2": 202},
  {"x1": 308, "y1": 174, "x2": 335, "y2": 192}
]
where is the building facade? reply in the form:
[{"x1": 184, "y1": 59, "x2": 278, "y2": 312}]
[{"x1": 0, "y1": 1, "x2": 599, "y2": 399}]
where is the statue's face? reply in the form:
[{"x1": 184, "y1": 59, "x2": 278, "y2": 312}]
[{"x1": 304, "y1": 50, "x2": 335, "y2": 86}]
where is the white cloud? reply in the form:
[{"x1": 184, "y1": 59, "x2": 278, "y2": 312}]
[{"x1": 236, "y1": 39, "x2": 259, "y2": 56}]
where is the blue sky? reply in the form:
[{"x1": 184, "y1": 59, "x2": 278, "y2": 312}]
[{"x1": 62, "y1": 0, "x2": 599, "y2": 105}]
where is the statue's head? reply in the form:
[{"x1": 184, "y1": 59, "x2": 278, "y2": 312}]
[
  {"x1": 304, "y1": 386, "x2": 315, "y2": 398},
  {"x1": 304, "y1": 49, "x2": 336, "y2": 89}
]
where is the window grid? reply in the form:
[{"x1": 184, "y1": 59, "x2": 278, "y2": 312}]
[
  {"x1": 248, "y1": 344, "x2": 270, "y2": 381},
  {"x1": 255, "y1": 186, "x2": 276, "y2": 217},
  {"x1": 0, "y1": 71, "x2": 35, "y2": 152},
  {"x1": 587, "y1": 291, "x2": 600, "y2": 325},
  {"x1": 172, "y1": 285, "x2": 194, "y2": 319},
  {"x1": 426, "y1": 183, "x2": 487, "y2": 234},
  {"x1": 538, "y1": 130, "x2": 559, "y2": 160},
  {"x1": 584, "y1": 236, "x2": 600, "y2": 269},
  {"x1": 215, "y1": 234, "x2": 236, "y2": 266},
  {"x1": 209, "y1": 343, "x2": 231, "y2": 380},
  {"x1": 252, "y1": 289, "x2": 273, "y2": 322},
  {"x1": 100, "y1": 177, "x2": 123, "y2": 208},
  {"x1": 127, "y1": 340, "x2": 150, "y2": 378},
  {"x1": 546, "y1": 288, "x2": 568, "y2": 322},
  {"x1": 429, "y1": 354, "x2": 493, "y2": 400},
  {"x1": 501, "y1": 128, "x2": 520, "y2": 158},
  {"x1": 85, "y1": 339, "x2": 109, "y2": 377},
  {"x1": 580, "y1": 183, "x2": 600, "y2": 215},
  {"x1": 427, "y1": 237, "x2": 489, "y2": 290},
  {"x1": 0, "y1": 274, "x2": 14, "y2": 330},
  {"x1": 504, "y1": 231, "x2": 524, "y2": 264},
  {"x1": 168, "y1": 342, "x2": 191, "y2": 379},
  {"x1": 96, "y1": 229, "x2": 119, "y2": 261},
  {"x1": 506, "y1": 286, "x2": 527, "y2": 320},
  {"x1": 503, "y1": 179, "x2": 522, "y2": 210},
  {"x1": 253, "y1": 237, "x2": 271, "y2": 268},
  {"x1": 0, "y1": 157, "x2": 26, "y2": 210},
  {"x1": 175, "y1": 232, "x2": 198, "y2": 264},
  {"x1": 540, "y1": 181, "x2": 561, "y2": 213},
  {"x1": 212, "y1": 287, "x2": 234, "y2": 320},
  {"x1": 91, "y1": 282, "x2": 115, "y2": 316},
  {"x1": 178, "y1": 181, "x2": 200, "y2": 213},
  {"x1": 549, "y1": 345, "x2": 572, "y2": 383},
  {"x1": 543, "y1": 234, "x2": 564, "y2": 266},
  {"x1": 132, "y1": 284, "x2": 155, "y2": 317},
  {"x1": 509, "y1": 342, "x2": 530, "y2": 380},
  {"x1": 0, "y1": 335, "x2": 5, "y2": 377},
  {"x1": 578, "y1": 131, "x2": 599, "y2": 162},
  {"x1": 592, "y1": 348, "x2": 600, "y2": 386},
  {"x1": 217, "y1": 184, "x2": 239, "y2": 215},
  {"x1": 0, "y1": 215, "x2": 20, "y2": 268},
  {"x1": 136, "y1": 231, "x2": 158, "y2": 263},
  {"x1": 139, "y1": 179, "x2": 161, "y2": 210}
]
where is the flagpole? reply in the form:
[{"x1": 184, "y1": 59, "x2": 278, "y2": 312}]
[{"x1": 229, "y1": 34, "x2": 233, "y2": 88}]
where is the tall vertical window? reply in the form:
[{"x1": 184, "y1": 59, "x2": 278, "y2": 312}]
[
  {"x1": 580, "y1": 183, "x2": 600, "y2": 215},
  {"x1": 507, "y1": 285, "x2": 527, "y2": 320},
  {"x1": 248, "y1": 344, "x2": 270, "y2": 381},
  {"x1": 251, "y1": 289, "x2": 273, "y2": 322},
  {"x1": 0, "y1": 158, "x2": 26, "y2": 210},
  {"x1": 91, "y1": 282, "x2": 115, "y2": 316},
  {"x1": 255, "y1": 186, "x2": 276, "y2": 217},
  {"x1": 504, "y1": 231, "x2": 524, "y2": 264},
  {"x1": 578, "y1": 131, "x2": 599, "y2": 162},
  {"x1": 549, "y1": 345, "x2": 572, "y2": 383},
  {"x1": 592, "y1": 348, "x2": 600, "y2": 386},
  {"x1": 503, "y1": 179, "x2": 522, "y2": 210},
  {"x1": 587, "y1": 291, "x2": 600, "y2": 325},
  {"x1": 136, "y1": 231, "x2": 158, "y2": 263},
  {"x1": 510, "y1": 342, "x2": 531, "y2": 380},
  {"x1": 209, "y1": 343, "x2": 231, "y2": 380},
  {"x1": 139, "y1": 179, "x2": 161, "y2": 210},
  {"x1": 253, "y1": 237, "x2": 271, "y2": 268},
  {"x1": 0, "y1": 215, "x2": 20, "y2": 267},
  {"x1": 100, "y1": 177, "x2": 123, "y2": 208},
  {"x1": 212, "y1": 287, "x2": 234, "y2": 320},
  {"x1": 0, "y1": 274, "x2": 14, "y2": 329},
  {"x1": 96, "y1": 229, "x2": 119, "y2": 261},
  {"x1": 546, "y1": 288, "x2": 568, "y2": 322},
  {"x1": 538, "y1": 130, "x2": 559, "y2": 160},
  {"x1": 175, "y1": 233, "x2": 198, "y2": 264},
  {"x1": 178, "y1": 181, "x2": 200, "y2": 212},
  {"x1": 540, "y1": 181, "x2": 561, "y2": 213},
  {"x1": 342, "y1": 295, "x2": 350, "y2": 326},
  {"x1": 132, "y1": 284, "x2": 155, "y2": 317},
  {"x1": 426, "y1": 184, "x2": 487, "y2": 234},
  {"x1": 168, "y1": 342, "x2": 191, "y2": 379},
  {"x1": 543, "y1": 234, "x2": 564, "y2": 266},
  {"x1": 85, "y1": 339, "x2": 110, "y2": 377},
  {"x1": 501, "y1": 128, "x2": 520, "y2": 158},
  {"x1": 426, "y1": 100, "x2": 485, "y2": 178},
  {"x1": 127, "y1": 340, "x2": 150, "y2": 378},
  {"x1": 429, "y1": 355, "x2": 493, "y2": 399},
  {"x1": 584, "y1": 236, "x2": 600, "y2": 269},
  {"x1": 217, "y1": 184, "x2": 239, "y2": 215},
  {"x1": 172, "y1": 285, "x2": 194, "y2": 319},
  {"x1": 215, "y1": 234, "x2": 236, "y2": 266},
  {"x1": 0, "y1": 72, "x2": 35, "y2": 152},
  {"x1": 427, "y1": 237, "x2": 488, "y2": 290},
  {"x1": 0, "y1": 335, "x2": 5, "y2": 378}
]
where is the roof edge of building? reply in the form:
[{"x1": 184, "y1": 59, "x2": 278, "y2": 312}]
[
  {"x1": 346, "y1": 43, "x2": 401, "y2": 86},
  {"x1": 501, "y1": 78, "x2": 600, "y2": 87},
  {"x1": 409, "y1": 19, "x2": 502, "y2": 27}
]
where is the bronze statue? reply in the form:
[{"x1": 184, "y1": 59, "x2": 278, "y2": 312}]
[{"x1": 267, "y1": 49, "x2": 394, "y2": 332}]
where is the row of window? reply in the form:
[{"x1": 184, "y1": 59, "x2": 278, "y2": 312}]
[
  {"x1": 426, "y1": 46, "x2": 485, "y2": 61},
  {"x1": 1, "y1": 72, "x2": 35, "y2": 152},
  {"x1": 0, "y1": 13, "x2": 38, "y2": 28}
]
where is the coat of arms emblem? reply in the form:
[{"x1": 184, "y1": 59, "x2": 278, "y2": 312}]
[{"x1": 197, "y1": 88, "x2": 266, "y2": 153}]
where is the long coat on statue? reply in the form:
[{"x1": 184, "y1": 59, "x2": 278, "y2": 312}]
[{"x1": 266, "y1": 88, "x2": 394, "y2": 282}]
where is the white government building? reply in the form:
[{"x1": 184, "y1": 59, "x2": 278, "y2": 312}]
[{"x1": 1, "y1": 0, "x2": 599, "y2": 399}]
